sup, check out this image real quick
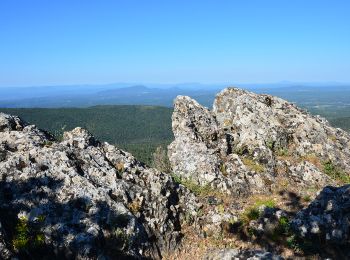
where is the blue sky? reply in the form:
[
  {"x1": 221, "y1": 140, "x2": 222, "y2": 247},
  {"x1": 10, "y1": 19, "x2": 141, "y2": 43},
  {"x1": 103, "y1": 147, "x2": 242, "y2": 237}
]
[{"x1": 0, "y1": 0, "x2": 349, "y2": 87}]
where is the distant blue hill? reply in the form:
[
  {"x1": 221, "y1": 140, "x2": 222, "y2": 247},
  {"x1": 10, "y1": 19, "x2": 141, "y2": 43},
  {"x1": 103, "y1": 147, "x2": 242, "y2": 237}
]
[{"x1": 0, "y1": 82, "x2": 349, "y2": 109}]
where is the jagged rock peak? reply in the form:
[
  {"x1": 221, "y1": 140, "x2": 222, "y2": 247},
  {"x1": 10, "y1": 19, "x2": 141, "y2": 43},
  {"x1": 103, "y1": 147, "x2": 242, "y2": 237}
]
[{"x1": 168, "y1": 87, "x2": 350, "y2": 194}]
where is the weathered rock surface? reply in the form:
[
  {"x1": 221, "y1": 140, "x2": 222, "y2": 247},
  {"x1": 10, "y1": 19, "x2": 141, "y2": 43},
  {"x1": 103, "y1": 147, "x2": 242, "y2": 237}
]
[
  {"x1": 204, "y1": 248, "x2": 284, "y2": 260},
  {"x1": 291, "y1": 185, "x2": 350, "y2": 251},
  {"x1": 168, "y1": 87, "x2": 350, "y2": 194},
  {"x1": 0, "y1": 113, "x2": 199, "y2": 259}
]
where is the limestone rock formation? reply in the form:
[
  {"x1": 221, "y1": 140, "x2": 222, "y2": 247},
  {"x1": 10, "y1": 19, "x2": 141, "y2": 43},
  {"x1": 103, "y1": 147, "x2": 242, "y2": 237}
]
[
  {"x1": 0, "y1": 113, "x2": 199, "y2": 259},
  {"x1": 291, "y1": 184, "x2": 350, "y2": 255},
  {"x1": 168, "y1": 87, "x2": 350, "y2": 195}
]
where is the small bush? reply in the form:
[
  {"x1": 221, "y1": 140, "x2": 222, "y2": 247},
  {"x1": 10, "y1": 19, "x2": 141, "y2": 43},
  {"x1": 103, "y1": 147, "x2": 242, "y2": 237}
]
[
  {"x1": 245, "y1": 208, "x2": 260, "y2": 221},
  {"x1": 286, "y1": 234, "x2": 314, "y2": 252},
  {"x1": 12, "y1": 216, "x2": 45, "y2": 251},
  {"x1": 12, "y1": 217, "x2": 30, "y2": 250},
  {"x1": 276, "y1": 216, "x2": 290, "y2": 235}
]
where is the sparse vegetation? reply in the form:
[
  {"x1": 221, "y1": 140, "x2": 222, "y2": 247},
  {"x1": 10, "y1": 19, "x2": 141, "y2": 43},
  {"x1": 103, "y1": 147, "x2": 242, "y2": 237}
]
[
  {"x1": 128, "y1": 200, "x2": 142, "y2": 214},
  {"x1": 323, "y1": 160, "x2": 350, "y2": 183},
  {"x1": 113, "y1": 228, "x2": 131, "y2": 251},
  {"x1": 234, "y1": 145, "x2": 249, "y2": 155},
  {"x1": 217, "y1": 204, "x2": 225, "y2": 214},
  {"x1": 266, "y1": 140, "x2": 275, "y2": 150},
  {"x1": 43, "y1": 140, "x2": 53, "y2": 147},
  {"x1": 329, "y1": 135, "x2": 337, "y2": 142},
  {"x1": 276, "y1": 148, "x2": 289, "y2": 157},
  {"x1": 301, "y1": 153, "x2": 322, "y2": 168},
  {"x1": 171, "y1": 174, "x2": 217, "y2": 198},
  {"x1": 152, "y1": 145, "x2": 171, "y2": 173},
  {"x1": 254, "y1": 198, "x2": 276, "y2": 208},
  {"x1": 302, "y1": 195, "x2": 312, "y2": 202},
  {"x1": 12, "y1": 216, "x2": 45, "y2": 251},
  {"x1": 219, "y1": 163, "x2": 227, "y2": 176},
  {"x1": 242, "y1": 158, "x2": 265, "y2": 173},
  {"x1": 115, "y1": 162, "x2": 125, "y2": 173},
  {"x1": 240, "y1": 199, "x2": 276, "y2": 224},
  {"x1": 276, "y1": 216, "x2": 290, "y2": 235}
]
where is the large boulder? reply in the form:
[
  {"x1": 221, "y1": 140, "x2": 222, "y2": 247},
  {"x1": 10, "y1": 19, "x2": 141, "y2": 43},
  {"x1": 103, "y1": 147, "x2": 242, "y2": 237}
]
[
  {"x1": 168, "y1": 96, "x2": 221, "y2": 185},
  {"x1": 168, "y1": 88, "x2": 350, "y2": 194}
]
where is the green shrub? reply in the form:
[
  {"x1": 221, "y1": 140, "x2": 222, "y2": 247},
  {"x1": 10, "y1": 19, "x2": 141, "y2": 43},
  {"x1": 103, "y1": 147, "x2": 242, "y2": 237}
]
[
  {"x1": 276, "y1": 216, "x2": 290, "y2": 235},
  {"x1": 12, "y1": 216, "x2": 45, "y2": 250},
  {"x1": 12, "y1": 217, "x2": 30, "y2": 250},
  {"x1": 266, "y1": 140, "x2": 275, "y2": 151},
  {"x1": 323, "y1": 160, "x2": 350, "y2": 183},
  {"x1": 254, "y1": 199, "x2": 276, "y2": 208},
  {"x1": 240, "y1": 199, "x2": 275, "y2": 225}
]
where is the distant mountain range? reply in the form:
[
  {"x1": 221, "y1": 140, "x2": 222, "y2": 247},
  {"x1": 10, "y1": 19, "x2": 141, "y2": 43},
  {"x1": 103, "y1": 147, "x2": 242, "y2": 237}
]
[{"x1": 0, "y1": 82, "x2": 350, "y2": 108}]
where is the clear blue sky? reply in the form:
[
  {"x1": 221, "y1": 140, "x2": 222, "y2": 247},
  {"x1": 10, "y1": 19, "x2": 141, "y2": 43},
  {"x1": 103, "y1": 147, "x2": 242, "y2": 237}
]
[{"x1": 0, "y1": 0, "x2": 349, "y2": 87}]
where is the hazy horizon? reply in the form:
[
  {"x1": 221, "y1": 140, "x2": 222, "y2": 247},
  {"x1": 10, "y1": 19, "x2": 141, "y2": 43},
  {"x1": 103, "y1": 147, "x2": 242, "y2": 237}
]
[{"x1": 1, "y1": 81, "x2": 350, "y2": 89}]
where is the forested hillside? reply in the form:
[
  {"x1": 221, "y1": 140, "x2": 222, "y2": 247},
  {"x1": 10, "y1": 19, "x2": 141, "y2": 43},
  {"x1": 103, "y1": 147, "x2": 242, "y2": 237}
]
[
  {"x1": 1, "y1": 104, "x2": 349, "y2": 164},
  {"x1": 0, "y1": 106, "x2": 173, "y2": 164}
]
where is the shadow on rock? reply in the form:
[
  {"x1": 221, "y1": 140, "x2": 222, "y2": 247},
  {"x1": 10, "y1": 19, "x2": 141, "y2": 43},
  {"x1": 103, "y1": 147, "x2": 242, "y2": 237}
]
[{"x1": 0, "y1": 177, "x2": 142, "y2": 259}]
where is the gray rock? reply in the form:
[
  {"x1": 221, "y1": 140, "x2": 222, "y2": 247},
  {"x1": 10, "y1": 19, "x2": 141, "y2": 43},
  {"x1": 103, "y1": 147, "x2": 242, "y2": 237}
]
[
  {"x1": 168, "y1": 87, "x2": 350, "y2": 195},
  {"x1": 0, "y1": 113, "x2": 199, "y2": 259},
  {"x1": 0, "y1": 221, "x2": 12, "y2": 260},
  {"x1": 291, "y1": 185, "x2": 350, "y2": 247},
  {"x1": 204, "y1": 248, "x2": 284, "y2": 260}
]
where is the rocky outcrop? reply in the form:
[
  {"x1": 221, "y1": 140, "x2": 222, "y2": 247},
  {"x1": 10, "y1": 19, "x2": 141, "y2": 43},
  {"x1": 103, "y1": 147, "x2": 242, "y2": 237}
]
[
  {"x1": 0, "y1": 113, "x2": 199, "y2": 259},
  {"x1": 1, "y1": 87, "x2": 350, "y2": 259},
  {"x1": 291, "y1": 185, "x2": 350, "y2": 252},
  {"x1": 168, "y1": 88, "x2": 350, "y2": 194}
]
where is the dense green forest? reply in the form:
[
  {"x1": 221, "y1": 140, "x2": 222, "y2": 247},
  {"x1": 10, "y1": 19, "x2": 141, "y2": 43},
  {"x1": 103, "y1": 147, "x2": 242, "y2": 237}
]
[
  {"x1": 0, "y1": 106, "x2": 173, "y2": 164},
  {"x1": 1, "y1": 105, "x2": 349, "y2": 165}
]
